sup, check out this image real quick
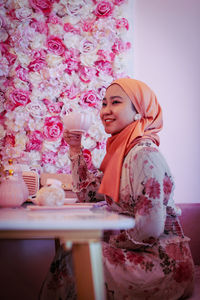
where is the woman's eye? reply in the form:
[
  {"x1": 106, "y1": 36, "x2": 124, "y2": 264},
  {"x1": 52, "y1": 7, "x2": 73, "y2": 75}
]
[
  {"x1": 112, "y1": 100, "x2": 120, "y2": 104},
  {"x1": 102, "y1": 102, "x2": 107, "y2": 107}
]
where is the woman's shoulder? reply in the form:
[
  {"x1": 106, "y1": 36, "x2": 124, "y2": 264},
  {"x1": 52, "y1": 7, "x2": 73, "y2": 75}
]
[
  {"x1": 128, "y1": 140, "x2": 160, "y2": 158},
  {"x1": 126, "y1": 140, "x2": 171, "y2": 172}
]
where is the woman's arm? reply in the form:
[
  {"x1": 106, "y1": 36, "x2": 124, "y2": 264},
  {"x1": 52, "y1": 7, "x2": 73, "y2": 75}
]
[
  {"x1": 64, "y1": 130, "x2": 104, "y2": 202},
  {"x1": 111, "y1": 147, "x2": 173, "y2": 249}
]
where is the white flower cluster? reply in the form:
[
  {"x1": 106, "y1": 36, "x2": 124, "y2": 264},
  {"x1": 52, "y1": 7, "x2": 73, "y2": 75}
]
[{"x1": 0, "y1": 0, "x2": 132, "y2": 172}]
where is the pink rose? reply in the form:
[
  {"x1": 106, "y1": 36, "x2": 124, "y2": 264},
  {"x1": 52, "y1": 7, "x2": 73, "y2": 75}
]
[
  {"x1": 32, "y1": 49, "x2": 47, "y2": 60},
  {"x1": 112, "y1": 38, "x2": 126, "y2": 54},
  {"x1": 163, "y1": 174, "x2": 173, "y2": 205},
  {"x1": 42, "y1": 151, "x2": 57, "y2": 165},
  {"x1": 135, "y1": 195, "x2": 153, "y2": 216},
  {"x1": 30, "y1": 19, "x2": 49, "y2": 35},
  {"x1": 57, "y1": 166, "x2": 71, "y2": 174},
  {"x1": 5, "y1": 134, "x2": 15, "y2": 147},
  {"x1": 66, "y1": 2, "x2": 83, "y2": 16},
  {"x1": 15, "y1": 66, "x2": 29, "y2": 82},
  {"x1": 97, "y1": 49, "x2": 115, "y2": 62},
  {"x1": 29, "y1": 0, "x2": 53, "y2": 15},
  {"x1": 103, "y1": 244, "x2": 125, "y2": 266},
  {"x1": 81, "y1": 19, "x2": 95, "y2": 32},
  {"x1": 47, "y1": 36, "x2": 65, "y2": 56},
  {"x1": 63, "y1": 23, "x2": 80, "y2": 34},
  {"x1": 95, "y1": 60, "x2": 112, "y2": 75},
  {"x1": 43, "y1": 116, "x2": 64, "y2": 141},
  {"x1": 145, "y1": 178, "x2": 161, "y2": 199},
  {"x1": 4, "y1": 51, "x2": 17, "y2": 66},
  {"x1": 64, "y1": 48, "x2": 80, "y2": 60},
  {"x1": 126, "y1": 252, "x2": 144, "y2": 265},
  {"x1": 61, "y1": 84, "x2": 80, "y2": 100},
  {"x1": 83, "y1": 149, "x2": 92, "y2": 169},
  {"x1": 78, "y1": 66, "x2": 96, "y2": 83},
  {"x1": 47, "y1": 15, "x2": 62, "y2": 25},
  {"x1": 80, "y1": 39, "x2": 96, "y2": 54},
  {"x1": 163, "y1": 175, "x2": 173, "y2": 195},
  {"x1": 28, "y1": 58, "x2": 47, "y2": 72},
  {"x1": 80, "y1": 90, "x2": 99, "y2": 107},
  {"x1": 26, "y1": 130, "x2": 43, "y2": 151},
  {"x1": 43, "y1": 98, "x2": 63, "y2": 114},
  {"x1": 113, "y1": 0, "x2": 126, "y2": 5},
  {"x1": 8, "y1": 89, "x2": 30, "y2": 110},
  {"x1": 94, "y1": 1, "x2": 113, "y2": 18},
  {"x1": 59, "y1": 138, "x2": 69, "y2": 155},
  {"x1": 116, "y1": 18, "x2": 129, "y2": 30},
  {"x1": 64, "y1": 58, "x2": 79, "y2": 75}
]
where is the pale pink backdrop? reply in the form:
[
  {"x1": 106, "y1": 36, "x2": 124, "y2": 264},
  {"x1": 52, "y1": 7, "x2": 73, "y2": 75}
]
[{"x1": 133, "y1": 0, "x2": 200, "y2": 203}]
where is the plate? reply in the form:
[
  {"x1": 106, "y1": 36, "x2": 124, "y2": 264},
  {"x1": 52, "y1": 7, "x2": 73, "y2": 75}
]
[
  {"x1": 63, "y1": 197, "x2": 78, "y2": 204},
  {"x1": 27, "y1": 203, "x2": 94, "y2": 211}
]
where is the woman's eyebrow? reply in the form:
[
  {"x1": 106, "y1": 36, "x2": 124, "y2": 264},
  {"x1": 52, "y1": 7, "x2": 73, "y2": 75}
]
[
  {"x1": 110, "y1": 96, "x2": 123, "y2": 100},
  {"x1": 103, "y1": 96, "x2": 123, "y2": 101}
]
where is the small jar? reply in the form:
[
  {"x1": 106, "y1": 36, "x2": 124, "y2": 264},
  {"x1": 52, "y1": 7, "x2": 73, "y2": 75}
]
[
  {"x1": 34, "y1": 178, "x2": 65, "y2": 206},
  {"x1": 0, "y1": 171, "x2": 25, "y2": 208}
]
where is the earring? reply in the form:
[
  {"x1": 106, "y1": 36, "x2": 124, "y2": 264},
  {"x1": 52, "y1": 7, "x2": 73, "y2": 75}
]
[{"x1": 134, "y1": 114, "x2": 141, "y2": 121}]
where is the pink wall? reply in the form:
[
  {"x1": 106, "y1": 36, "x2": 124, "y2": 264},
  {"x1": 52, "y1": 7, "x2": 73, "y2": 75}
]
[{"x1": 133, "y1": 0, "x2": 200, "y2": 203}]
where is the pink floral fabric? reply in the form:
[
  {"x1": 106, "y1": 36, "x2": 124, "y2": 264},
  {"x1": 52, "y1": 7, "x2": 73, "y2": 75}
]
[
  {"x1": 70, "y1": 140, "x2": 194, "y2": 299},
  {"x1": 40, "y1": 141, "x2": 194, "y2": 300}
]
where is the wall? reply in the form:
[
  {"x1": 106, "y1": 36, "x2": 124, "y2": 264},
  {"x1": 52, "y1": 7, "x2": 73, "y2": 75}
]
[{"x1": 133, "y1": 0, "x2": 200, "y2": 203}]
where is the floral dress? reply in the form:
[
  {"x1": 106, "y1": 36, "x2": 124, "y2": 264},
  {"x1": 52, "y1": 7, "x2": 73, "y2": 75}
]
[{"x1": 39, "y1": 141, "x2": 194, "y2": 300}]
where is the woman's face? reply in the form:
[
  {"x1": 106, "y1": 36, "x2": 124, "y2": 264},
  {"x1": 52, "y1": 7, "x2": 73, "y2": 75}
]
[{"x1": 100, "y1": 84, "x2": 137, "y2": 135}]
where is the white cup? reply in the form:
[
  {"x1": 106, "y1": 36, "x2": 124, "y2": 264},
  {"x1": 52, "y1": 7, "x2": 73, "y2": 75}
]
[{"x1": 63, "y1": 112, "x2": 92, "y2": 132}]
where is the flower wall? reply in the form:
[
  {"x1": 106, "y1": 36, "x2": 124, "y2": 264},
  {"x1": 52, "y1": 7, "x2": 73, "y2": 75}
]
[{"x1": 0, "y1": 0, "x2": 132, "y2": 174}]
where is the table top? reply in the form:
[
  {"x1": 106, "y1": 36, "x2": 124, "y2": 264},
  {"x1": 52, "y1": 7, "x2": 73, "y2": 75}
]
[{"x1": 0, "y1": 204, "x2": 135, "y2": 231}]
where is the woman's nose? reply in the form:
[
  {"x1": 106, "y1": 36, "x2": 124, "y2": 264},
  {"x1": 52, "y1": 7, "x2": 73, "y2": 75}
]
[{"x1": 103, "y1": 104, "x2": 112, "y2": 114}]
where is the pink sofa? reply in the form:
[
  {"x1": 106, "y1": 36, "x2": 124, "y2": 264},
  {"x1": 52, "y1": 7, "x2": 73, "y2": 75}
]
[
  {"x1": 178, "y1": 203, "x2": 200, "y2": 265},
  {"x1": 178, "y1": 203, "x2": 200, "y2": 299}
]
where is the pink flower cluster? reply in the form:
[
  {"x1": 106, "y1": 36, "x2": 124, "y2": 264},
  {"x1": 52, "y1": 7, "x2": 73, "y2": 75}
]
[{"x1": 0, "y1": 0, "x2": 131, "y2": 173}]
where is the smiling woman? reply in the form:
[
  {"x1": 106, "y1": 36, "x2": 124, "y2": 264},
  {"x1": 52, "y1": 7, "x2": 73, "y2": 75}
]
[
  {"x1": 39, "y1": 78, "x2": 195, "y2": 300},
  {"x1": 100, "y1": 84, "x2": 137, "y2": 135}
]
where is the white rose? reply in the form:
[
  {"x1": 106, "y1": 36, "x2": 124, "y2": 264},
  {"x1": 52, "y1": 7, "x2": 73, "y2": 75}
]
[
  {"x1": 0, "y1": 28, "x2": 8, "y2": 42},
  {"x1": 80, "y1": 53, "x2": 98, "y2": 67},
  {"x1": 48, "y1": 24, "x2": 63, "y2": 36},
  {"x1": 15, "y1": 7, "x2": 32, "y2": 20},
  {"x1": 30, "y1": 34, "x2": 46, "y2": 50},
  {"x1": 63, "y1": 33, "x2": 80, "y2": 49},
  {"x1": 0, "y1": 56, "x2": 9, "y2": 77},
  {"x1": 28, "y1": 151, "x2": 42, "y2": 164},
  {"x1": 56, "y1": 153, "x2": 71, "y2": 168},
  {"x1": 0, "y1": 124, "x2": 6, "y2": 139},
  {"x1": 88, "y1": 121, "x2": 109, "y2": 143},
  {"x1": 26, "y1": 101, "x2": 47, "y2": 118},
  {"x1": 28, "y1": 119, "x2": 43, "y2": 131},
  {"x1": 42, "y1": 164, "x2": 57, "y2": 173},
  {"x1": 17, "y1": 52, "x2": 31, "y2": 65},
  {"x1": 46, "y1": 54, "x2": 63, "y2": 68},
  {"x1": 15, "y1": 133, "x2": 27, "y2": 150},
  {"x1": 82, "y1": 136, "x2": 96, "y2": 150},
  {"x1": 92, "y1": 148, "x2": 106, "y2": 168},
  {"x1": 13, "y1": 78, "x2": 29, "y2": 90},
  {"x1": 43, "y1": 140, "x2": 62, "y2": 152},
  {"x1": 29, "y1": 72, "x2": 43, "y2": 84}
]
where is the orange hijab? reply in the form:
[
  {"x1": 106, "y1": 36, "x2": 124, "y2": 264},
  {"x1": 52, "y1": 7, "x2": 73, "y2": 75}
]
[{"x1": 98, "y1": 78, "x2": 163, "y2": 202}]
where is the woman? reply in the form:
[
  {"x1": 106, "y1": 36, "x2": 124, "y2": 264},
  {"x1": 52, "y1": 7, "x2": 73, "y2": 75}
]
[{"x1": 40, "y1": 78, "x2": 194, "y2": 300}]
